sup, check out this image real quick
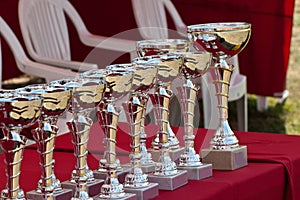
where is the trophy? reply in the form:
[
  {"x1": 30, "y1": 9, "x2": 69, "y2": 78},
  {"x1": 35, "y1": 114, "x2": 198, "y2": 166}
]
[
  {"x1": 187, "y1": 22, "x2": 251, "y2": 170},
  {"x1": 107, "y1": 63, "x2": 157, "y2": 173},
  {"x1": 133, "y1": 54, "x2": 188, "y2": 190},
  {"x1": 171, "y1": 52, "x2": 213, "y2": 180},
  {"x1": 16, "y1": 84, "x2": 73, "y2": 199},
  {"x1": 107, "y1": 64, "x2": 159, "y2": 199},
  {"x1": 50, "y1": 78, "x2": 106, "y2": 199},
  {"x1": 136, "y1": 39, "x2": 190, "y2": 163},
  {"x1": 81, "y1": 69, "x2": 136, "y2": 200},
  {"x1": 0, "y1": 90, "x2": 42, "y2": 200}
]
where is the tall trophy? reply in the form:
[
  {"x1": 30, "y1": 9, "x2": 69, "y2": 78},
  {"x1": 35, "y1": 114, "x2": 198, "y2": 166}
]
[
  {"x1": 81, "y1": 69, "x2": 136, "y2": 200},
  {"x1": 187, "y1": 22, "x2": 251, "y2": 170},
  {"x1": 16, "y1": 84, "x2": 73, "y2": 199},
  {"x1": 136, "y1": 39, "x2": 189, "y2": 162},
  {"x1": 107, "y1": 63, "x2": 159, "y2": 199},
  {"x1": 50, "y1": 78, "x2": 106, "y2": 199},
  {"x1": 172, "y1": 52, "x2": 213, "y2": 180},
  {"x1": 0, "y1": 90, "x2": 42, "y2": 200},
  {"x1": 133, "y1": 54, "x2": 188, "y2": 191}
]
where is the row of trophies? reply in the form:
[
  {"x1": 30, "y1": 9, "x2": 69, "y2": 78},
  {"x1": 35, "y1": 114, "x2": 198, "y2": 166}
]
[{"x1": 0, "y1": 22, "x2": 251, "y2": 200}]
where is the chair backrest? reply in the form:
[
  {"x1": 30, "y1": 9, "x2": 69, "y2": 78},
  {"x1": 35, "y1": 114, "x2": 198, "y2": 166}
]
[
  {"x1": 19, "y1": 0, "x2": 71, "y2": 61},
  {"x1": 131, "y1": 0, "x2": 186, "y2": 39}
]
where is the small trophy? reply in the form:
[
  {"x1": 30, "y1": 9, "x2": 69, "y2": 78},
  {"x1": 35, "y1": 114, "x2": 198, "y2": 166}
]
[
  {"x1": 136, "y1": 39, "x2": 189, "y2": 162},
  {"x1": 187, "y1": 22, "x2": 251, "y2": 170},
  {"x1": 107, "y1": 63, "x2": 159, "y2": 199},
  {"x1": 172, "y1": 52, "x2": 213, "y2": 180},
  {"x1": 82, "y1": 69, "x2": 136, "y2": 200},
  {"x1": 81, "y1": 69, "x2": 132, "y2": 181},
  {"x1": 133, "y1": 54, "x2": 188, "y2": 190},
  {"x1": 50, "y1": 78, "x2": 106, "y2": 199},
  {"x1": 16, "y1": 84, "x2": 73, "y2": 200},
  {"x1": 0, "y1": 90, "x2": 42, "y2": 200}
]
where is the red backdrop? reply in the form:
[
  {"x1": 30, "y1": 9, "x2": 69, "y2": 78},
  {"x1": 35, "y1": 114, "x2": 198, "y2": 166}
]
[{"x1": 0, "y1": 0, "x2": 295, "y2": 97}]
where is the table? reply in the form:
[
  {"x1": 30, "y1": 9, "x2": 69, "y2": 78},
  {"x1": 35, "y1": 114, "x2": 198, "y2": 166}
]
[{"x1": 1, "y1": 123, "x2": 300, "y2": 199}]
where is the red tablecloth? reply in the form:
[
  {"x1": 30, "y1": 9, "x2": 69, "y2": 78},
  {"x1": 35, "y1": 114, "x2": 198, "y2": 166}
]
[
  {"x1": 0, "y1": 152, "x2": 285, "y2": 200},
  {"x1": 20, "y1": 123, "x2": 300, "y2": 199}
]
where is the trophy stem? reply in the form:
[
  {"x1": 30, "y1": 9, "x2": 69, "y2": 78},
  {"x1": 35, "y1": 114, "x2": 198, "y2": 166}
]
[
  {"x1": 211, "y1": 59, "x2": 239, "y2": 150},
  {"x1": 97, "y1": 100, "x2": 122, "y2": 173},
  {"x1": 149, "y1": 87, "x2": 177, "y2": 176},
  {"x1": 97, "y1": 100, "x2": 126, "y2": 198},
  {"x1": 139, "y1": 93, "x2": 155, "y2": 164},
  {"x1": 0, "y1": 133, "x2": 27, "y2": 200},
  {"x1": 177, "y1": 79, "x2": 202, "y2": 166},
  {"x1": 151, "y1": 85, "x2": 180, "y2": 151},
  {"x1": 32, "y1": 122, "x2": 59, "y2": 197},
  {"x1": 123, "y1": 93, "x2": 149, "y2": 188},
  {"x1": 67, "y1": 113, "x2": 93, "y2": 200}
]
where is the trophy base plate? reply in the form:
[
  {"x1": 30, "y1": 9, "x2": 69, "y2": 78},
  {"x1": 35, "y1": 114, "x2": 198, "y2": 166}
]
[
  {"x1": 124, "y1": 182, "x2": 159, "y2": 200},
  {"x1": 201, "y1": 145, "x2": 248, "y2": 170},
  {"x1": 147, "y1": 170, "x2": 188, "y2": 190},
  {"x1": 26, "y1": 188, "x2": 73, "y2": 200},
  {"x1": 177, "y1": 163, "x2": 212, "y2": 180},
  {"x1": 61, "y1": 179, "x2": 104, "y2": 197},
  {"x1": 141, "y1": 163, "x2": 156, "y2": 174},
  {"x1": 94, "y1": 192, "x2": 136, "y2": 200},
  {"x1": 148, "y1": 147, "x2": 185, "y2": 163},
  {"x1": 93, "y1": 165, "x2": 131, "y2": 183}
]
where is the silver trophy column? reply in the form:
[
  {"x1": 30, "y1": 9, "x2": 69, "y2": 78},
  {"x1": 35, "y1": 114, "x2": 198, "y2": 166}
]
[
  {"x1": 133, "y1": 54, "x2": 188, "y2": 190},
  {"x1": 174, "y1": 52, "x2": 213, "y2": 180},
  {"x1": 136, "y1": 39, "x2": 189, "y2": 162},
  {"x1": 17, "y1": 84, "x2": 73, "y2": 200},
  {"x1": 0, "y1": 91, "x2": 42, "y2": 200},
  {"x1": 187, "y1": 22, "x2": 251, "y2": 170},
  {"x1": 51, "y1": 78, "x2": 106, "y2": 199}
]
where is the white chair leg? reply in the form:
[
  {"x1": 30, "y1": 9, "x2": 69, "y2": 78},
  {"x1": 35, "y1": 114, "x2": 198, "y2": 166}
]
[
  {"x1": 236, "y1": 94, "x2": 248, "y2": 132},
  {"x1": 256, "y1": 96, "x2": 268, "y2": 111}
]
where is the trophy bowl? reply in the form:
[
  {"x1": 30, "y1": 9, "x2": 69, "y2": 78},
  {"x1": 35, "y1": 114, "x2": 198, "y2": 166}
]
[
  {"x1": 136, "y1": 39, "x2": 189, "y2": 57},
  {"x1": 0, "y1": 91, "x2": 42, "y2": 129},
  {"x1": 187, "y1": 22, "x2": 251, "y2": 59}
]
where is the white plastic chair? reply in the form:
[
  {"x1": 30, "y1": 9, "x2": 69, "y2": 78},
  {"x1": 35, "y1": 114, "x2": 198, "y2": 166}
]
[
  {"x1": 0, "y1": 17, "x2": 77, "y2": 84},
  {"x1": 131, "y1": 0, "x2": 248, "y2": 131},
  {"x1": 18, "y1": 0, "x2": 136, "y2": 73}
]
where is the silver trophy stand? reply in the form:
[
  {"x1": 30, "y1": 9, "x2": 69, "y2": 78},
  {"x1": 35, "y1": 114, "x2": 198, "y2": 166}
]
[
  {"x1": 51, "y1": 79, "x2": 105, "y2": 198},
  {"x1": 16, "y1": 84, "x2": 73, "y2": 199},
  {"x1": 93, "y1": 100, "x2": 136, "y2": 200},
  {"x1": 187, "y1": 22, "x2": 251, "y2": 170},
  {"x1": 0, "y1": 91, "x2": 42, "y2": 200},
  {"x1": 122, "y1": 94, "x2": 159, "y2": 200},
  {"x1": 147, "y1": 87, "x2": 188, "y2": 191}
]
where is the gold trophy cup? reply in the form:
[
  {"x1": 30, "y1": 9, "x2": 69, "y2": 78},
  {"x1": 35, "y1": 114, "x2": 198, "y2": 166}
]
[{"x1": 187, "y1": 22, "x2": 251, "y2": 170}]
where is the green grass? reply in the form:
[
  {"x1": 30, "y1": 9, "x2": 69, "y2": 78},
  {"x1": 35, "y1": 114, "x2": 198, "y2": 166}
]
[
  {"x1": 225, "y1": 0, "x2": 300, "y2": 135},
  {"x1": 227, "y1": 95, "x2": 300, "y2": 135}
]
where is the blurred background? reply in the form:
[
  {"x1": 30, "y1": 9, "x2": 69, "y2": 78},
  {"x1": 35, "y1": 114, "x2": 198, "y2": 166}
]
[{"x1": 1, "y1": 0, "x2": 299, "y2": 134}]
